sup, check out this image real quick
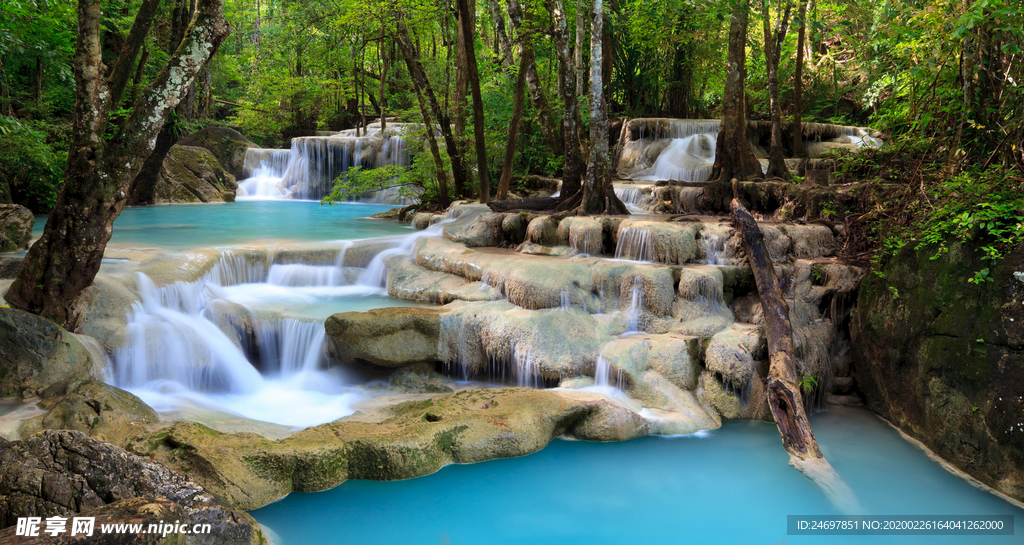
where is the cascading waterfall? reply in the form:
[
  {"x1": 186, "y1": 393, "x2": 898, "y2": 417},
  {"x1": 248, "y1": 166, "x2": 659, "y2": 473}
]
[
  {"x1": 236, "y1": 123, "x2": 414, "y2": 202},
  {"x1": 593, "y1": 355, "x2": 624, "y2": 390},
  {"x1": 625, "y1": 276, "x2": 644, "y2": 332},
  {"x1": 358, "y1": 220, "x2": 453, "y2": 288},
  {"x1": 113, "y1": 247, "x2": 386, "y2": 428},
  {"x1": 618, "y1": 120, "x2": 721, "y2": 182},
  {"x1": 614, "y1": 228, "x2": 655, "y2": 262}
]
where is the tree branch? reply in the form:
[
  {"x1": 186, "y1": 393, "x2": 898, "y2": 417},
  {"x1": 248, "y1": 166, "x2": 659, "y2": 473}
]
[{"x1": 106, "y1": 0, "x2": 162, "y2": 109}]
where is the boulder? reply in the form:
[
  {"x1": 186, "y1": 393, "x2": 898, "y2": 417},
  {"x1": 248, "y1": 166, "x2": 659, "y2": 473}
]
[
  {"x1": 123, "y1": 388, "x2": 666, "y2": 510},
  {"x1": 325, "y1": 307, "x2": 442, "y2": 367},
  {"x1": 388, "y1": 363, "x2": 453, "y2": 394},
  {"x1": 0, "y1": 204, "x2": 33, "y2": 253},
  {"x1": 0, "y1": 430, "x2": 264, "y2": 544},
  {"x1": 17, "y1": 381, "x2": 159, "y2": 446},
  {"x1": 0, "y1": 257, "x2": 22, "y2": 279},
  {"x1": 177, "y1": 127, "x2": 256, "y2": 180},
  {"x1": 153, "y1": 146, "x2": 237, "y2": 204},
  {"x1": 852, "y1": 238, "x2": 1024, "y2": 502},
  {"x1": 0, "y1": 308, "x2": 105, "y2": 398}
]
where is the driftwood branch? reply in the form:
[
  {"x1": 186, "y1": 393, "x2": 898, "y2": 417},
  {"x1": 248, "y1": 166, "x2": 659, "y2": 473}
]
[{"x1": 730, "y1": 198, "x2": 822, "y2": 461}]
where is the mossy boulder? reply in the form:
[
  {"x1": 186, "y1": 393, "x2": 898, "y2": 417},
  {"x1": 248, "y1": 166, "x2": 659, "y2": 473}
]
[
  {"x1": 17, "y1": 380, "x2": 159, "y2": 446},
  {"x1": 0, "y1": 307, "x2": 105, "y2": 398},
  {"x1": 325, "y1": 307, "x2": 443, "y2": 367},
  {"x1": 122, "y1": 388, "x2": 665, "y2": 510},
  {"x1": 852, "y1": 238, "x2": 1024, "y2": 502},
  {"x1": 154, "y1": 145, "x2": 238, "y2": 204},
  {"x1": 177, "y1": 127, "x2": 256, "y2": 180},
  {"x1": 0, "y1": 204, "x2": 33, "y2": 252}
]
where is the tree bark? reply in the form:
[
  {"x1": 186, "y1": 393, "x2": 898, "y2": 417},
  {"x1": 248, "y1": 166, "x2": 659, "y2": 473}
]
[
  {"x1": 454, "y1": 4, "x2": 471, "y2": 183},
  {"x1": 730, "y1": 199, "x2": 822, "y2": 461},
  {"x1": 549, "y1": 0, "x2": 583, "y2": 201},
  {"x1": 5, "y1": 0, "x2": 230, "y2": 327},
  {"x1": 497, "y1": 47, "x2": 531, "y2": 200},
  {"x1": 792, "y1": 0, "x2": 807, "y2": 157},
  {"x1": 395, "y1": 21, "x2": 468, "y2": 198},
  {"x1": 457, "y1": 0, "x2": 491, "y2": 203},
  {"x1": 760, "y1": 0, "x2": 792, "y2": 180},
  {"x1": 578, "y1": 0, "x2": 627, "y2": 215},
  {"x1": 712, "y1": 0, "x2": 762, "y2": 182},
  {"x1": 508, "y1": 0, "x2": 563, "y2": 157},
  {"x1": 486, "y1": 0, "x2": 513, "y2": 67},
  {"x1": 379, "y1": 31, "x2": 389, "y2": 130}
]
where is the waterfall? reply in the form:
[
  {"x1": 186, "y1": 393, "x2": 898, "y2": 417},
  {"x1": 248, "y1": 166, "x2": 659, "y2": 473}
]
[
  {"x1": 112, "y1": 246, "x2": 387, "y2": 428},
  {"x1": 358, "y1": 219, "x2": 452, "y2": 288},
  {"x1": 237, "y1": 124, "x2": 415, "y2": 202},
  {"x1": 594, "y1": 355, "x2": 624, "y2": 389},
  {"x1": 625, "y1": 276, "x2": 644, "y2": 332},
  {"x1": 614, "y1": 228, "x2": 655, "y2": 262},
  {"x1": 617, "y1": 119, "x2": 721, "y2": 182},
  {"x1": 631, "y1": 133, "x2": 717, "y2": 182}
]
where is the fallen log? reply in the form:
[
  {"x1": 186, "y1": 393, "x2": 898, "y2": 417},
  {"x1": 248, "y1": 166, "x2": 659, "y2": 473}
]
[{"x1": 730, "y1": 198, "x2": 822, "y2": 461}]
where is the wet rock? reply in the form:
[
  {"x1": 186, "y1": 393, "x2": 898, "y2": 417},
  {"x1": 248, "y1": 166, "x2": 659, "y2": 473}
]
[
  {"x1": 0, "y1": 204, "x2": 33, "y2": 253},
  {"x1": 341, "y1": 239, "x2": 399, "y2": 268},
  {"x1": 615, "y1": 220, "x2": 698, "y2": 265},
  {"x1": 388, "y1": 363, "x2": 453, "y2": 394},
  {"x1": 524, "y1": 216, "x2": 558, "y2": 246},
  {"x1": 153, "y1": 146, "x2": 237, "y2": 204},
  {"x1": 442, "y1": 206, "x2": 506, "y2": 247},
  {"x1": 0, "y1": 257, "x2": 22, "y2": 280},
  {"x1": 0, "y1": 308, "x2": 105, "y2": 398},
  {"x1": 0, "y1": 430, "x2": 263, "y2": 544},
  {"x1": 17, "y1": 381, "x2": 159, "y2": 447},
  {"x1": 75, "y1": 276, "x2": 140, "y2": 351},
  {"x1": 852, "y1": 238, "x2": 1024, "y2": 502},
  {"x1": 438, "y1": 301, "x2": 612, "y2": 380},
  {"x1": 325, "y1": 307, "x2": 443, "y2": 367},
  {"x1": 177, "y1": 127, "x2": 256, "y2": 180},
  {"x1": 125, "y1": 387, "x2": 688, "y2": 510},
  {"x1": 385, "y1": 255, "x2": 499, "y2": 304}
]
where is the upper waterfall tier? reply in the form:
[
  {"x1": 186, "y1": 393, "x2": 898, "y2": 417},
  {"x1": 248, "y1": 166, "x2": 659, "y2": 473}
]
[
  {"x1": 614, "y1": 118, "x2": 882, "y2": 182},
  {"x1": 238, "y1": 123, "x2": 415, "y2": 201}
]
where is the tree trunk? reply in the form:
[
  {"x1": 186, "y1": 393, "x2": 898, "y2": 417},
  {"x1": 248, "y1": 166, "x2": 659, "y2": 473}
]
[
  {"x1": 457, "y1": 0, "x2": 491, "y2": 203},
  {"x1": 760, "y1": 0, "x2": 792, "y2": 180},
  {"x1": 486, "y1": 0, "x2": 513, "y2": 67},
  {"x1": 4, "y1": 0, "x2": 229, "y2": 327},
  {"x1": 454, "y1": 5, "x2": 470, "y2": 183},
  {"x1": 712, "y1": 0, "x2": 762, "y2": 182},
  {"x1": 574, "y1": 0, "x2": 589, "y2": 154},
  {"x1": 379, "y1": 33, "x2": 389, "y2": 131},
  {"x1": 792, "y1": 0, "x2": 807, "y2": 157},
  {"x1": 549, "y1": 0, "x2": 583, "y2": 201},
  {"x1": 497, "y1": 47, "x2": 531, "y2": 200},
  {"x1": 730, "y1": 198, "x2": 822, "y2": 461},
  {"x1": 395, "y1": 21, "x2": 469, "y2": 199},
  {"x1": 578, "y1": 0, "x2": 627, "y2": 215},
  {"x1": 508, "y1": 0, "x2": 563, "y2": 157}
]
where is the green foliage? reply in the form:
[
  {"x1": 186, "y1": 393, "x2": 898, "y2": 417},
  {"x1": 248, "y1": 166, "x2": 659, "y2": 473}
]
[
  {"x1": 798, "y1": 374, "x2": 819, "y2": 393},
  {"x1": 0, "y1": 115, "x2": 66, "y2": 212}
]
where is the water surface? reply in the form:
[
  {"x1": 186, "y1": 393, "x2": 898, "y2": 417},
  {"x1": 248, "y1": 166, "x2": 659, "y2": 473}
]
[{"x1": 251, "y1": 406, "x2": 1022, "y2": 545}]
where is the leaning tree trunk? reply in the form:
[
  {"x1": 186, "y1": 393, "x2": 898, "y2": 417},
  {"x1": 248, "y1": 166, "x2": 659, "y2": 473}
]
[
  {"x1": 549, "y1": 0, "x2": 583, "y2": 201},
  {"x1": 508, "y1": 0, "x2": 563, "y2": 158},
  {"x1": 712, "y1": 0, "x2": 762, "y2": 182},
  {"x1": 578, "y1": 0, "x2": 627, "y2": 215},
  {"x1": 457, "y1": 0, "x2": 491, "y2": 203},
  {"x1": 760, "y1": 0, "x2": 792, "y2": 180},
  {"x1": 730, "y1": 198, "x2": 821, "y2": 461},
  {"x1": 395, "y1": 21, "x2": 469, "y2": 199},
  {"x1": 454, "y1": 3, "x2": 471, "y2": 187},
  {"x1": 497, "y1": 47, "x2": 531, "y2": 200},
  {"x1": 5, "y1": 0, "x2": 230, "y2": 327}
]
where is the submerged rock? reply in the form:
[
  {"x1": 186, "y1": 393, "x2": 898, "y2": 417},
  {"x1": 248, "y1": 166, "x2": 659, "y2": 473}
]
[
  {"x1": 0, "y1": 430, "x2": 264, "y2": 544},
  {"x1": 0, "y1": 204, "x2": 33, "y2": 253},
  {"x1": 853, "y1": 238, "x2": 1024, "y2": 502},
  {"x1": 0, "y1": 307, "x2": 106, "y2": 398}
]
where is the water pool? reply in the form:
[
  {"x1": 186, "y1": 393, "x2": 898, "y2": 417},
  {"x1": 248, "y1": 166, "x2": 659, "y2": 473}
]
[
  {"x1": 31, "y1": 200, "x2": 412, "y2": 249},
  {"x1": 250, "y1": 406, "x2": 1022, "y2": 545}
]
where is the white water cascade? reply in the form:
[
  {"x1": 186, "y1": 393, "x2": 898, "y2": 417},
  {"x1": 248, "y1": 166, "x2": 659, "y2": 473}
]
[
  {"x1": 236, "y1": 123, "x2": 415, "y2": 202},
  {"x1": 113, "y1": 248, "x2": 386, "y2": 428},
  {"x1": 617, "y1": 119, "x2": 720, "y2": 182}
]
